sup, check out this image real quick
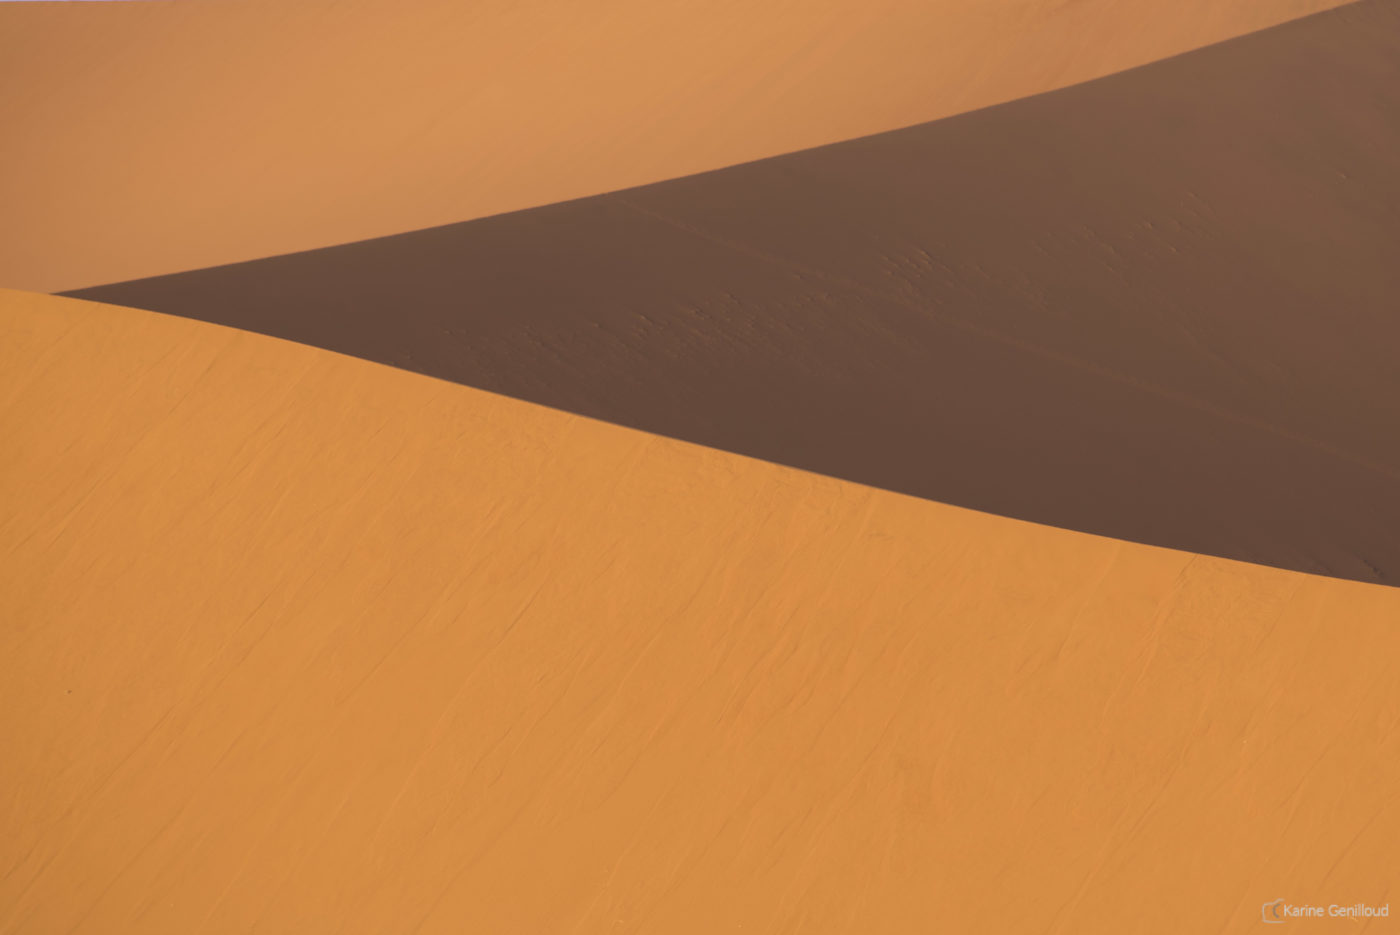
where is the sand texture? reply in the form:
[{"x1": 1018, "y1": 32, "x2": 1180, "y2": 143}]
[
  {"x1": 3, "y1": 289, "x2": 1398, "y2": 933},
  {"x1": 6, "y1": 0, "x2": 1397, "y2": 930}
]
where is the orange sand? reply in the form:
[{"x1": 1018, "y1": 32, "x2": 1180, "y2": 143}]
[
  {"x1": 2, "y1": 289, "x2": 1396, "y2": 932},
  {"x1": 0, "y1": 0, "x2": 1353, "y2": 293}
]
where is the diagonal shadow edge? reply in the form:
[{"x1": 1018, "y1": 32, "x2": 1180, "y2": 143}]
[{"x1": 66, "y1": 0, "x2": 1400, "y2": 585}]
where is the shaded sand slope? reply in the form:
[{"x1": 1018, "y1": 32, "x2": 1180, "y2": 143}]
[
  {"x1": 4, "y1": 290, "x2": 1399, "y2": 933},
  {"x1": 74, "y1": 0, "x2": 1400, "y2": 585},
  {"x1": 0, "y1": 0, "x2": 1353, "y2": 293}
]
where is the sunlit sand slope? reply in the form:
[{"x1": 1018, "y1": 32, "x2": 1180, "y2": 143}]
[
  {"x1": 2, "y1": 289, "x2": 1397, "y2": 933},
  {"x1": 75, "y1": 0, "x2": 1400, "y2": 585},
  {"x1": 0, "y1": 0, "x2": 1352, "y2": 292}
]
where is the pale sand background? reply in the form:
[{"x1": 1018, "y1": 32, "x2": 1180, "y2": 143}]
[
  {"x1": 3, "y1": 290, "x2": 1396, "y2": 932},
  {"x1": 0, "y1": 0, "x2": 1351, "y2": 292}
]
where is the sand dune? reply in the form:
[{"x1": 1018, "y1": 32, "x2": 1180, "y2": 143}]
[
  {"x1": 0, "y1": 0, "x2": 1352, "y2": 293},
  {"x1": 73, "y1": 0, "x2": 1400, "y2": 585},
  {"x1": 3, "y1": 289, "x2": 1398, "y2": 933}
]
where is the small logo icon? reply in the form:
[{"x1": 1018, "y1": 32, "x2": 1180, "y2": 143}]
[{"x1": 1263, "y1": 899, "x2": 1286, "y2": 923}]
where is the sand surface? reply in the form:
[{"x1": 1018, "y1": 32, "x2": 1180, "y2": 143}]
[
  {"x1": 0, "y1": 0, "x2": 1352, "y2": 293},
  {"x1": 74, "y1": 0, "x2": 1400, "y2": 585},
  {"x1": 3, "y1": 289, "x2": 1397, "y2": 933}
]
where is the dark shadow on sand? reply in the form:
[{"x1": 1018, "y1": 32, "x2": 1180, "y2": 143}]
[{"x1": 68, "y1": 0, "x2": 1400, "y2": 584}]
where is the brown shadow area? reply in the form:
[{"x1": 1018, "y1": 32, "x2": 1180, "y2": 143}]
[{"x1": 68, "y1": 0, "x2": 1400, "y2": 584}]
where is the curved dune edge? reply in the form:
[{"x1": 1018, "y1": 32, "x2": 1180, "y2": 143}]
[
  {"x1": 0, "y1": 0, "x2": 1353, "y2": 293},
  {"x1": 3, "y1": 290, "x2": 1397, "y2": 933},
  {"x1": 72, "y1": 0, "x2": 1400, "y2": 586}
]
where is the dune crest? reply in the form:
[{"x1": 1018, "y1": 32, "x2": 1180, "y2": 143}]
[
  {"x1": 3, "y1": 290, "x2": 1397, "y2": 933},
  {"x1": 0, "y1": 0, "x2": 1353, "y2": 292}
]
